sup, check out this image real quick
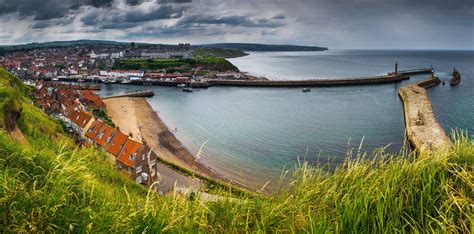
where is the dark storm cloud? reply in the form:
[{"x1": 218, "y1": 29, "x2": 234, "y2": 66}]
[
  {"x1": 0, "y1": 0, "x2": 114, "y2": 20},
  {"x1": 122, "y1": 5, "x2": 185, "y2": 22},
  {"x1": 126, "y1": 0, "x2": 192, "y2": 5},
  {"x1": 80, "y1": 4, "x2": 187, "y2": 29},
  {"x1": 177, "y1": 14, "x2": 285, "y2": 28},
  {"x1": 0, "y1": 0, "x2": 472, "y2": 48}
]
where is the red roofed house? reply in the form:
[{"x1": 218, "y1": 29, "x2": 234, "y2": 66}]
[
  {"x1": 93, "y1": 124, "x2": 116, "y2": 148},
  {"x1": 85, "y1": 120, "x2": 105, "y2": 144},
  {"x1": 106, "y1": 130, "x2": 128, "y2": 157},
  {"x1": 69, "y1": 110, "x2": 95, "y2": 138},
  {"x1": 81, "y1": 90, "x2": 106, "y2": 110},
  {"x1": 116, "y1": 139, "x2": 158, "y2": 185}
]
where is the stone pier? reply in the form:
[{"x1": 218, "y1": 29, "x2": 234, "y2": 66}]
[{"x1": 398, "y1": 77, "x2": 452, "y2": 152}]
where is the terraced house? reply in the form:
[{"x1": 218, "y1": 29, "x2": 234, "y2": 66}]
[
  {"x1": 116, "y1": 139, "x2": 158, "y2": 185},
  {"x1": 33, "y1": 83, "x2": 160, "y2": 186}
]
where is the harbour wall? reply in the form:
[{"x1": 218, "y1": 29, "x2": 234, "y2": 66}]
[
  {"x1": 398, "y1": 77, "x2": 452, "y2": 152},
  {"x1": 207, "y1": 74, "x2": 410, "y2": 87},
  {"x1": 102, "y1": 90, "x2": 155, "y2": 99}
]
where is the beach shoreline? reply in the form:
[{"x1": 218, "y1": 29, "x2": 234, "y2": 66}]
[{"x1": 103, "y1": 97, "x2": 248, "y2": 190}]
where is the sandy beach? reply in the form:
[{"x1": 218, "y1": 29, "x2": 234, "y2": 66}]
[{"x1": 104, "y1": 97, "x2": 222, "y2": 183}]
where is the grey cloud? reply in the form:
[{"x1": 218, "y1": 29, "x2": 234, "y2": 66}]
[
  {"x1": 31, "y1": 17, "x2": 74, "y2": 29},
  {"x1": 122, "y1": 5, "x2": 185, "y2": 22},
  {"x1": 1, "y1": 0, "x2": 473, "y2": 49},
  {"x1": 126, "y1": 0, "x2": 192, "y2": 6},
  {"x1": 157, "y1": 0, "x2": 192, "y2": 3},
  {"x1": 272, "y1": 14, "x2": 285, "y2": 20},
  {"x1": 0, "y1": 0, "x2": 113, "y2": 21},
  {"x1": 125, "y1": 0, "x2": 144, "y2": 6},
  {"x1": 177, "y1": 14, "x2": 285, "y2": 28},
  {"x1": 81, "y1": 4, "x2": 187, "y2": 29}
]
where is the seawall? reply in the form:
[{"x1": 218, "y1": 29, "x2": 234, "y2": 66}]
[
  {"x1": 398, "y1": 77, "x2": 451, "y2": 152},
  {"x1": 102, "y1": 90, "x2": 154, "y2": 99},
  {"x1": 208, "y1": 74, "x2": 409, "y2": 87}
]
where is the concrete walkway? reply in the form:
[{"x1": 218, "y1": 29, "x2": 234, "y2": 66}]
[{"x1": 398, "y1": 77, "x2": 452, "y2": 152}]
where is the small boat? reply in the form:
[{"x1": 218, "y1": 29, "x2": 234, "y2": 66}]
[
  {"x1": 77, "y1": 79, "x2": 85, "y2": 83},
  {"x1": 177, "y1": 83, "x2": 186, "y2": 88},
  {"x1": 102, "y1": 78, "x2": 116, "y2": 84},
  {"x1": 182, "y1": 87, "x2": 193, "y2": 92},
  {"x1": 52, "y1": 78, "x2": 59, "y2": 81},
  {"x1": 450, "y1": 68, "x2": 461, "y2": 86},
  {"x1": 302, "y1": 88, "x2": 311, "y2": 92},
  {"x1": 121, "y1": 79, "x2": 132, "y2": 84}
]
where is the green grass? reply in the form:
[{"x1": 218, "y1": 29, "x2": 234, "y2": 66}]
[
  {"x1": 113, "y1": 57, "x2": 238, "y2": 72},
  {"x1": 0, "y1": 67, "x2": 472, "y2": 232},
  {"x1": 0, "y1": 69, "x2": 32, "y2": 130},
  {"x1": 193, "y1": 48, "x2": 248, "y2": 58}
]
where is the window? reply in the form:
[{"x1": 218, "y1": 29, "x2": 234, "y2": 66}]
[
  {"x1": 136, "y1": 176, "x2": 142, "y2": 183},
  {"x1": 136, "y1": 166, "x2": 142, "y2": 173},
  {"x1": 141, "y1": 154, "x2": 145, "y2": 161}
]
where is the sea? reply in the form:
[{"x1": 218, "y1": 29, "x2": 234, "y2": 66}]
[{"x1": 99, "y1": 50, "x2": 474, "y2": 190}]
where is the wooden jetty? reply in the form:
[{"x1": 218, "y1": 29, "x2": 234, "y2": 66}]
[
  {"x1": 398, "y1": 76, "x2": 451, "y2": 152},
  {"x1": 102, "y1": 90, "x2": 155, "y2": 99}
]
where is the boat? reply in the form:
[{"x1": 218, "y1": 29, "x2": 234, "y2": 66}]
[
  {"x1": 182, "y1": 87, "x2": 193, "y2": 92},
  {"x1": 121, "y1": 79, "x2": 132, "y2": 84},
  {"x1": 450, "y1": 68, "x2": 461, "y2": 86},
  {"x1": 77, "y1": 79, "x2": 85, "y2": 83},
  {"x1": 177, "y1": 83, "x2": 186, "y2": 88},
  {"x1": 102, "y1": 77, "x2": 116, "y2": 84},
  {"x1": 302, "y1": 88, "x2": 311, "y2": 92},
  {"x1": 52, "y1": 78, "x2": 59, "y2": 81}
]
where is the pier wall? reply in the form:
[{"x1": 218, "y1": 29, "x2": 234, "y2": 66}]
[
  {"x1": 208, "y1": 75, "x2": 409, "y2": 87},
  {"x1": 398, "y1": 77, "x2": 451, "y2": 152},
  {"x1": 102, "y1": 90, "x2": 155, "y2": 99}
]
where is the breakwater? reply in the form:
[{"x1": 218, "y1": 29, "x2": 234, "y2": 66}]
[
  {"x1": 208, "y1": 74, "x2": 410, "y2": 87},
  {"x1": 398, "y1": 76, "x2": 452, "y2": 152},
  {"x1": 102, "y1": 90, "x2": 154, "y2": 99},
  {"x1": 388, "y1": 68, "x2": 433, "y2": 76}
]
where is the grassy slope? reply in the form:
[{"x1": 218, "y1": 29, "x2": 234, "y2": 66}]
[
  {"x1": 193, "y1": 48, "x2": 248, "y2": 58},
  {"x1": 0, "y1": 68, "x2": 472, "y2": 232},
  {"x1": 113, "y1": 58, "x2": 239, "y2": 72}
]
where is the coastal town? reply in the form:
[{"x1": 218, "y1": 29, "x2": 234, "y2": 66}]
[{"x1": 0, "y1": 42, "x2": 250, "y2": 88}]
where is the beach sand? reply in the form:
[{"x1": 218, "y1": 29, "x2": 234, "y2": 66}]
[{"x1": 104, "y1": 97, "x2": 222, "y2": 182}]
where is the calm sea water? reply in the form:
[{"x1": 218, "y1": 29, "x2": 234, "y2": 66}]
[{"x1": 100, "y1": 50, "x2": 474, "y2": 190}]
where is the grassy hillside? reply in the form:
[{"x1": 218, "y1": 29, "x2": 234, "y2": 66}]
[
  {"x1": 0, "y1": 68, "x2": 472, "y2": 232},
  {"x1": 200, "y1": 43, "x2": 329, "y2": 51},
  {"x1": 193, "y1": 48, "x2": 248, "y2": 58},
  {"x1": 113, "y1": 58, "x2": 239, "y2": 73}
]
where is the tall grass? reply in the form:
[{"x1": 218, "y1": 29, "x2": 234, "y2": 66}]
[
  {"x1": 0, "y1": 68, "x2": 472, "y2": 232},
  {"x1": 1, "y1": 127, "x2": 471, "y2": 232}
]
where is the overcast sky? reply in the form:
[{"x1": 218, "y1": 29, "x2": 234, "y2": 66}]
[{"x1": 0, "y1": 0, "x2": 473, "y2": 49}]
